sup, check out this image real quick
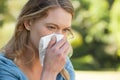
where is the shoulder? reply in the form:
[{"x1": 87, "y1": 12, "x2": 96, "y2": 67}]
[{"x1": 0, "y1": 53, "x2": 27, "y2": 80}]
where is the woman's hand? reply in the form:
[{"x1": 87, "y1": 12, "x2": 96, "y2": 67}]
[{"x1": 41, "y1": 36, "x2": 70, "y2": 79}]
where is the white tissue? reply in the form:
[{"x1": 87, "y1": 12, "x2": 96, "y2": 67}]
[{"x1": 39, "y1": 33, "x2": 64, "y2": 66}]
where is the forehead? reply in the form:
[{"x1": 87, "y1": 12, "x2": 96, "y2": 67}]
[{"x1": 38, "y1": 7, "x2": 72, "y2": 27}]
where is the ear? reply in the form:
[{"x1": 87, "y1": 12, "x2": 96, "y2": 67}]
[{"x1": 23, "y1": 20, "x2": 31, "y2": 31}]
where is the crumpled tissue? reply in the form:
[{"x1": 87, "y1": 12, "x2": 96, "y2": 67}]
[{"x1": 39, "y1": 33, "x2": 64, "y2": 66}]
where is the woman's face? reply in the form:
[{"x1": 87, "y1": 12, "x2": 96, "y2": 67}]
[{"x1": 25, "y1": 7, "x2": 72, "y2": 49}]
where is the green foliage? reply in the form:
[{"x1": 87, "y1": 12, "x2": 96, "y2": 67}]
[
  {"x1": 0, "y1": 0, "x2": 7, "y2": 27},
  {"x1": 71, "y1": 0, "x2": 120, "y2": 70},
  {"x1": 0, "y1": 0, "x2": 27, "y2": 48}
]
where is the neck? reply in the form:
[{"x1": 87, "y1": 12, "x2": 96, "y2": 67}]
[{"x1": 15, "y1": 58, "x2": 42, "y2": 80}]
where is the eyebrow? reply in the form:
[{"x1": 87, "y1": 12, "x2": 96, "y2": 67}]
[{"x1": 45, "y1": 23, "x2": 71, "y2": 29}]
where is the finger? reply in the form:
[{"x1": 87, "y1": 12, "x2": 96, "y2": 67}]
[
  {"x1": 64, "y1": 46, "x2": 70, "y2": 57},
  {"x1": 53, "y1": 38, "x2": 66, "y2": 49},
  {"x1": 60, "y1": 42, "x2": 70, "y2": 56},
  {"x1": 47, "y1": 35, "x2": 56, "y2": 48}
]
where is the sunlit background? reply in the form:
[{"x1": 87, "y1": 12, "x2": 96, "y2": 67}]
[{"x1": 0, "y1": 0, "x2": 120, "y2": 80}]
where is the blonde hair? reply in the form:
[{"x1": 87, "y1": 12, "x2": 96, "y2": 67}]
[{"x1": 3, "y1": 0, "x2": 74, "y2": 80}]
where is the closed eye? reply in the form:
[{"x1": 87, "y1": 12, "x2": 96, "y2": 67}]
[
  {"x1": 63, "y1": 28, "x2": 71, "y2": 33},
  {"x1": 47, "y1": 25, "x2": 57, "y2": 31}
]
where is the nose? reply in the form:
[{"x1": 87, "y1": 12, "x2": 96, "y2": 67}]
[
  {"x1": 55, "y1": 30, "x2": 62, "y2": 34},
  {"x1": 55, "y1": 30, "x2": 67, "y2": 39}
]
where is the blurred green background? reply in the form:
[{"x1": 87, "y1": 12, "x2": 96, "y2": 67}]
[{"x1": 0, "y1": 0, "x2": 120, "y2": 71}]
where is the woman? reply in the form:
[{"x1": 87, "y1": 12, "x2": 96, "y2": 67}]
[{"x1": 0, "y1": 0, "x2": 75, "y2": 80}]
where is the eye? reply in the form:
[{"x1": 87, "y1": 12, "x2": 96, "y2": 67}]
[
  {"x1": 63, "y1": 28, "x2": 71, "y2": 33},
  {"x1": 63, "y1": 28, "x2": 74, "y2": 39},
  {"x1": 47, "y1": 25, "x2": 57, "y2": 31}
]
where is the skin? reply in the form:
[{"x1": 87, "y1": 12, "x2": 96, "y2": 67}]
[{"x1": 23, "y1": 7, "x2": 72, "y2": 80}]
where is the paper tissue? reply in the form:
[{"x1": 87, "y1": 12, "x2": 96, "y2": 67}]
[{"x1": 39, "y1": 33, "x2": 64, "y2": 66}]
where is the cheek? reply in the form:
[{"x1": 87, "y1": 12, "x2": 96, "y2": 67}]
[
  {"x1": 29, "y1": 27, "x2": 51, "y2": 49},
  {"x1": 29, "y1": 28, "x2": 44, "y2": 49},
  {"x1": 30, "y1": 30, "x2": 41, "y2": 49},
  {"x1": 63, "y1": 33, "x2": 67, "y2": 39}
]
